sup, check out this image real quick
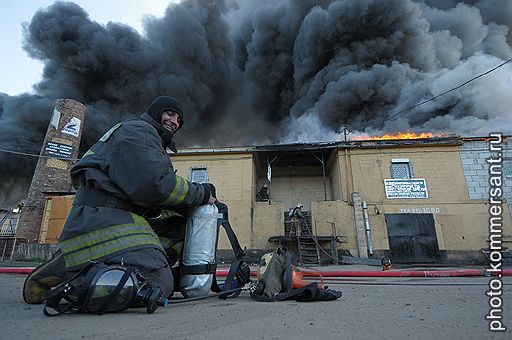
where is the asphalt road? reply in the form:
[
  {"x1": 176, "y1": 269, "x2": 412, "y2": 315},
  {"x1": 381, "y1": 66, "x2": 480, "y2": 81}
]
[{"x1": 0, "y1": 273, "x2": 511, "y2": 339}]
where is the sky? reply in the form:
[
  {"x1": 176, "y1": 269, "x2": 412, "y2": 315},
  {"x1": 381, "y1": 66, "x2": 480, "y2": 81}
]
[{"x1": 0, "y1": 0, "x2": 178, "y2": 95}]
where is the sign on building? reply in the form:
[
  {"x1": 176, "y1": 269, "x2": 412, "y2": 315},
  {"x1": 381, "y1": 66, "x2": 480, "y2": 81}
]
[
  {"x1": 42, "y1": 142, "x2": 74, "y2": 159},
  {"x1": 384, "y1": 179, "x2": 429, "y2": 199}
]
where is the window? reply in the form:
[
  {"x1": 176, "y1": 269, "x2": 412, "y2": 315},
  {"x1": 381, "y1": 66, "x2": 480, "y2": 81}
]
[
  {"x1": 190, "y1": 167, "x2": 208, "y2": 183},
  {"x1": 504, "y1": 159, "x2": 512, "y2": 178},
  {"x1": 8, "y1": 219, "x2": 18, "y2": 234},
  {"x1": 0, "y1": 219, "x2": 17, "y2": 237},
  {"x1": 391, "y1": 158, "x2": 412, "y2": 179}
]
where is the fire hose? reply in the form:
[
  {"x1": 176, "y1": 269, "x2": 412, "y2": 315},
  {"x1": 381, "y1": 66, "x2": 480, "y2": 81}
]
[{"x1": 2, "y1": 267, "x2": 511, "y2": 277}]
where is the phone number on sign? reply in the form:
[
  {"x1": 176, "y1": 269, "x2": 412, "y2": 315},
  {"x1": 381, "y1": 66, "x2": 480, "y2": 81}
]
[{"x1": 400, "y1": 207, "x2": 440, "y2": 214}]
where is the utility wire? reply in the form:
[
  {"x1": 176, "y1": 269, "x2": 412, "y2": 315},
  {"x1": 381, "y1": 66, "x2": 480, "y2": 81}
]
[
  {"x1": 387, "y1": 57, "x2": 512, "y2": 121},
  {"x1": 0, "y1": 147, "x2": 80, "y2": 161},
  {"x1": 0, "y1": 147, "x2": 42, "y2": 158}
]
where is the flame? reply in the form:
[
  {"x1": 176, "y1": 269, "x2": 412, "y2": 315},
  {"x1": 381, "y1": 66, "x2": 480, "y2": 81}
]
[{"x1": 353, "y1": 131, "x2": 441, "y2": 141}]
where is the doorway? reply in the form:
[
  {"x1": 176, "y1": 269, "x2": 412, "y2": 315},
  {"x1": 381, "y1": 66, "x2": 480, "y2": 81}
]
[{"x1": 385, "y1": 213, "x2": 441, "y2": 263}]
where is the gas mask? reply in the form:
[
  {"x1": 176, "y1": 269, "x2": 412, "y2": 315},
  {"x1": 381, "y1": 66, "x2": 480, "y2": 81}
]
[{"x1": 43, "y1": 262, "x2": 168, "y2": 316}]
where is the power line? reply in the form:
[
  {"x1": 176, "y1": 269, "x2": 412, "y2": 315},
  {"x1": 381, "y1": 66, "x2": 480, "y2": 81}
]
[
  {"x1": 387, "y1": 57, "x2": 512, "y2": 121},
  {"x1": 0, "y1": 148, "x2": 42, "y2": 158},
  {"x1": 0, "y1": 147, "x2": 80, "y2": 161}
]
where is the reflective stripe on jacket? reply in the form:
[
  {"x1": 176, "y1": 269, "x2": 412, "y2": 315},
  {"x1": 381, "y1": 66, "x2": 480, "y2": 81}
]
[
  {"x1": 59, "y1": 118, "x2": 209, "y2": 270},
  {"x1": 60, "y1": 213, "x2": 163, "y2": 269}
]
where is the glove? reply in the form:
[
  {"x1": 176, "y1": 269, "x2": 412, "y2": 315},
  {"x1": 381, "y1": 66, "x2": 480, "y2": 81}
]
[{"x1": 206, "y1": 183, "x2": 217, "y2": 198}]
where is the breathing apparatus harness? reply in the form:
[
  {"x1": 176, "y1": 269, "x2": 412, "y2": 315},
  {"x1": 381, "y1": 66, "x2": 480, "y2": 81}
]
[
  {"x1": 42, "y1": 261, "x2": 168, "y2": 316},
  {"x1": 178, "y1": 201, "x2": 252, "y2": 299}
]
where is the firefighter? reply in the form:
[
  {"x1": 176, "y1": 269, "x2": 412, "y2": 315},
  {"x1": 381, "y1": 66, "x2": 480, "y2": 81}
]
[
  {"x1": 290, "y1": 204, "x2": 304, "y2": 222},
  {"x1": 24, "y1": 96, "x2": 215, "y2": 307},
  {"x1": 288, "y1": 204, "x2": 304, "y2": 236},
  {"x1": 256, "y1": 183, "x2": 269, "y2": 201}
]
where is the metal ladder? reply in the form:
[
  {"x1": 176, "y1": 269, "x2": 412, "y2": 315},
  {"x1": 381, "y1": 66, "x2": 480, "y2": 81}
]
[{"x1": 296, "y1": 213, "x2": 321, "y2": 265}]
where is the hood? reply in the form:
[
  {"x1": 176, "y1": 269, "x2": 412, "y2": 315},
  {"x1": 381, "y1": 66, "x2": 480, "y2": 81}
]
[
  {"x1": 140, "y1": 113, "x2": 178, "y2": 153},
  {"x1": 145, "y1": 96, "x2": 184, "y2": 132}
]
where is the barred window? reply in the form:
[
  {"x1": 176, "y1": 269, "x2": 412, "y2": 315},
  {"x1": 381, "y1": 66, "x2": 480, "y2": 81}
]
[
  {"x1": 504, "y1": 159, "x2": 512, "y2": 178},
  {"x1": 190, "y1": 167, "x2": 208, "y2": 183},
  {"x1": 391, "y1": 159, "x2": 412, "y2": 179},
  {"x1": 7, "y1": 219, "x2": 17, "y2": 235},
  {"x1": 0, "y1": 218, "x2": 17, "y2": 237}
]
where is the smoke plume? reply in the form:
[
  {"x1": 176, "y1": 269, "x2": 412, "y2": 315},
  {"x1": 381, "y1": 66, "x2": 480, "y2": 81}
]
[{"x1": 1, "y1": 0, "x2": 511, "y2": 207}]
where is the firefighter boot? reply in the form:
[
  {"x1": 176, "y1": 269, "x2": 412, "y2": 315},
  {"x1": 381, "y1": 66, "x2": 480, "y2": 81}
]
[{"x1": 23, "y1": 251, "x2": 66, "y2": 304}]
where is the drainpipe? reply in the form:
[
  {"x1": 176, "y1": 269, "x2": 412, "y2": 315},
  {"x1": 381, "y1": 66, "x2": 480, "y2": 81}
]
[
  {"x1": 352, "y1": 193, "x2": 368, "y2": 258},
  {"x1": 344, "y1": 149, "x2": 354, "y2": 204},
  {"x1": 313, "y1": 153, "x2": 328, "y2": 201},
  {"x1": 362, "y1": 201, "x2": 374, "y2": 256},
  {"x1": 321, "y1": 153, "x2": 327, "y2": 201}
]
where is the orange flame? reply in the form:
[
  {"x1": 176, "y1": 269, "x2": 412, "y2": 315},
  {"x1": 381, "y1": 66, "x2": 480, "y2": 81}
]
[{"x1": 353, "y1": 131, "x2": 441, "y2": 141}]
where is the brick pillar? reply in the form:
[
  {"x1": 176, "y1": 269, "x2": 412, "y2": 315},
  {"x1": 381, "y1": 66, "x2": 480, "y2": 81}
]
[
  {"x1": 352, "y1": 192, "x2": 368, "y2": 258},
  {"x1": 15, "y1": 99, "x2": 86, "y2": 242}
]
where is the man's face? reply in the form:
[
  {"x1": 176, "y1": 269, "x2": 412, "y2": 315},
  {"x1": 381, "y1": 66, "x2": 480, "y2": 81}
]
[{"x1": 161, "y1": 110, "x2": 181, "y2": 133}]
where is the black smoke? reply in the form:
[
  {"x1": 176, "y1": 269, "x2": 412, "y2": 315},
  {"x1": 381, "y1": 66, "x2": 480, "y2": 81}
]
[{"x1": 1, "y1": 0, "x2": 511, "y2": 207}]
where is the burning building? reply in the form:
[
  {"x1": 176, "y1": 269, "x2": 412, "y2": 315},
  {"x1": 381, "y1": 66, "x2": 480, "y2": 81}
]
[
  {"x1": 33, "y1": 134, "x2": 511, "y2": 264},
  {"x1": 1, "y1": 0, "x2": 512, "y2": 211},
  {"x1": 1, "y1": 1, "x2": 511, "y2": 262}
]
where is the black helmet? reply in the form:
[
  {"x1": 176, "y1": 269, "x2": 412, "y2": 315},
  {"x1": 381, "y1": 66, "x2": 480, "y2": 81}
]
[{"x1": 146, "y1": 96, "x2": 184, "y2": 131}]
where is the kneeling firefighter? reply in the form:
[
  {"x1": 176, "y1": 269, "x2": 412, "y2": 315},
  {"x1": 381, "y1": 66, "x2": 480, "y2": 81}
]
[{"x1": 23, "y1": 96, "x2": 216, "y2": 315}]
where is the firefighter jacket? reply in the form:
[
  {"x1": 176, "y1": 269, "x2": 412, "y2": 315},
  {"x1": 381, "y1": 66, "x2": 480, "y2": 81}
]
[{"x1": 59, "y1": 116, "x2": 211, "y2": 270}]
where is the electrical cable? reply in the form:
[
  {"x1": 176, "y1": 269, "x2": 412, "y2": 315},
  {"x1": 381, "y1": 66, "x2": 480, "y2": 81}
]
[
  {"x1": 386, "y1": 58, "x2": 512, "y2": 121},
  {"x1": 0, "y1": 147, "x2": 43, "y2": 158},
  {"x1": 0, "y1": 147, "x2": 80, "y2": 161}
]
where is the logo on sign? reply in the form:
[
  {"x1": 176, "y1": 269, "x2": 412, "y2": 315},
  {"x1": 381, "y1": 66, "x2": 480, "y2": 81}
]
[{"x1": 61, "y1": 117, "x2": 81, "y2": 137}]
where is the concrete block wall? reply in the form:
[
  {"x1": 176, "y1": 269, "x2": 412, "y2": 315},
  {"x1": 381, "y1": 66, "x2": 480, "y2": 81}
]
[{"x1": 460, "y1": 138, "x2": 512, "y2": 216}]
